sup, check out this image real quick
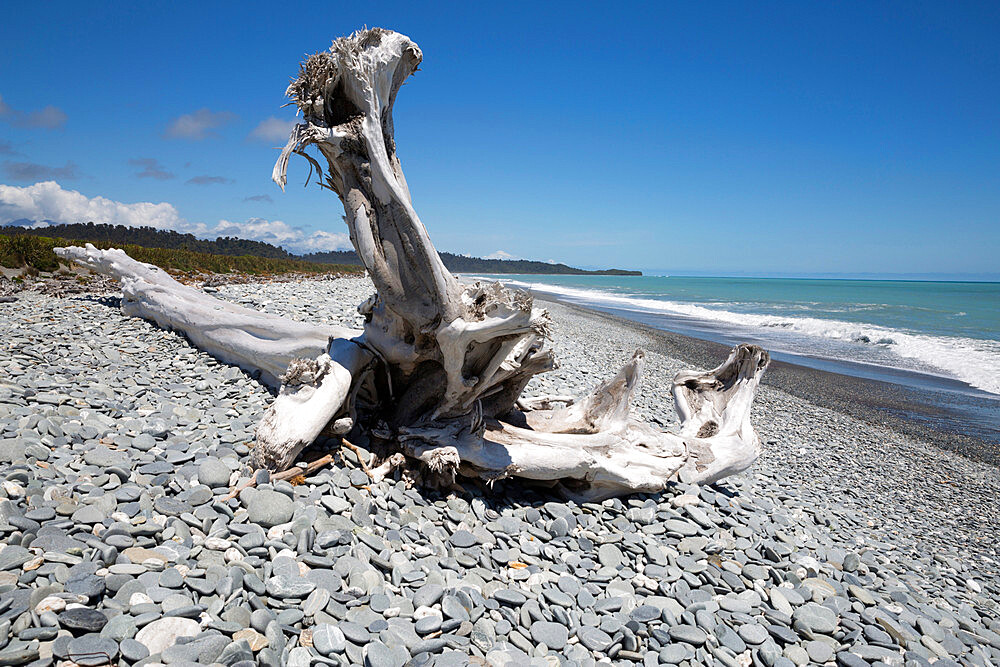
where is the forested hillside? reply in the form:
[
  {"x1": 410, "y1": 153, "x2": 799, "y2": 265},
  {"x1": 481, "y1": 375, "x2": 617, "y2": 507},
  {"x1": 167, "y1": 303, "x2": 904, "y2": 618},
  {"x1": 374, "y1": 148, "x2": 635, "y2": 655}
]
[
  {"x1": 1, "y1": 222, "x2": 641, "y2": 275},
  {"x1": 1, "y1": 222, "x2": 294, "y2": 259}
]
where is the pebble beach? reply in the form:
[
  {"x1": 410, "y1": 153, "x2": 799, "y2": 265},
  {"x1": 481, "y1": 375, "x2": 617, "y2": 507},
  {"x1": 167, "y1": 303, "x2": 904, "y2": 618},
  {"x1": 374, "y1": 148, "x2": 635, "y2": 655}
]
[{"x1": 1, "y1": 275, "x2": 999, "y2": 667}]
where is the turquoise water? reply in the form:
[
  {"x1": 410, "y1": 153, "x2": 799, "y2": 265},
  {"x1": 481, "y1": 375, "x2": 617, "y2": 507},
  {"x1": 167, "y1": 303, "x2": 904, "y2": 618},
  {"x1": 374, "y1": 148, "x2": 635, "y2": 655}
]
[{"x1": 475, "y1": 275, "x2": 1000, "y2": 397}]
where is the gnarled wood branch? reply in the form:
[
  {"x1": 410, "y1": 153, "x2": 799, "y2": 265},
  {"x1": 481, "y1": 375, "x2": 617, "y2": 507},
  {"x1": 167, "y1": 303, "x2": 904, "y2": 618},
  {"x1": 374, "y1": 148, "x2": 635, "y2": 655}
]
[{"x1": 56, "y1": 28, "x2": 771, "y2": 500}]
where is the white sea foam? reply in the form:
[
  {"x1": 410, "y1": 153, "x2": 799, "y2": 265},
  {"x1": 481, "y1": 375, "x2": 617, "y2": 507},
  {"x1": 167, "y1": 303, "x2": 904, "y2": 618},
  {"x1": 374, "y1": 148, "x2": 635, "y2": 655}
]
[{"x1": 498, "y1": 279, "x2": 1000, "y2": 396}]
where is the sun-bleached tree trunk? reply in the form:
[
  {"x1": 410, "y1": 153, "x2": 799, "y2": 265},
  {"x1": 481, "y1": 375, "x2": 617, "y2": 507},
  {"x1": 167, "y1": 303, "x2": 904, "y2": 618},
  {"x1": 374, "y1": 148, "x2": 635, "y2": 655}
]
[{"x1": 57, "y1": 28, "x2": 771, "y2": 500}]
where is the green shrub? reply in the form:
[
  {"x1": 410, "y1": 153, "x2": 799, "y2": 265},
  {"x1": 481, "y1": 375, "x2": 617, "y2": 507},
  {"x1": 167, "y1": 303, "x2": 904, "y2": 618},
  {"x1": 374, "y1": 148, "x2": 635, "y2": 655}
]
[{"x1": 0, "y1": 235, "x2": 60, "y2": 272}]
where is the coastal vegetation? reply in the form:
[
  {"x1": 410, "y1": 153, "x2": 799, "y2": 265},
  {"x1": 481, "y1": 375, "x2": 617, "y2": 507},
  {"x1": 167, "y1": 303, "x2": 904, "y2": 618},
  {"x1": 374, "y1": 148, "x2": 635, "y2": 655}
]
[{"x1": 0, "y1": 233, "x2": 362, "y2": 276}]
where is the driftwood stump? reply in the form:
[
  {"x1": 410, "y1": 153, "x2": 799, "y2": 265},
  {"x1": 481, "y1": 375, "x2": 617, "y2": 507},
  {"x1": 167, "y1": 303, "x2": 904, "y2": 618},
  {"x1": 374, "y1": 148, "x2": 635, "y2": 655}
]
[{"x1": 57, "y1": 28, "x2": 770, "y2": 500}]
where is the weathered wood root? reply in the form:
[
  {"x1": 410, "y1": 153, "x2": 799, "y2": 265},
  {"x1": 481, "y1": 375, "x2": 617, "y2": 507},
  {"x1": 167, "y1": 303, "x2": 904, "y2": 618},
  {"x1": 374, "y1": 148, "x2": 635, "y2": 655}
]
[{"x1": 395, "y1": 344, "x2": 770, "y2": 500}]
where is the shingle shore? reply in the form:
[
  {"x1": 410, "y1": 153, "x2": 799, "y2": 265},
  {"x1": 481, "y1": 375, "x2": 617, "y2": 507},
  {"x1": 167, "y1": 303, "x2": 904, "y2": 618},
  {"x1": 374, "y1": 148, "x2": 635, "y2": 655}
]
[{"x1": 0, "y1": 277, "x2": 998, "y2": 667}]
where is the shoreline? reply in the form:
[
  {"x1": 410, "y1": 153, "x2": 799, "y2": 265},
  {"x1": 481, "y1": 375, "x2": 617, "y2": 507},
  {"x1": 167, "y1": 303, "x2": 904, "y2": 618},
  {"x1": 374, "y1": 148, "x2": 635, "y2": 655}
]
[
  {"x1": 533, "y1": 294, "x2": 1000, "y2": 465},
  {"x1": 526, "y1": 295, "x2": 1000, "y2": 571}
]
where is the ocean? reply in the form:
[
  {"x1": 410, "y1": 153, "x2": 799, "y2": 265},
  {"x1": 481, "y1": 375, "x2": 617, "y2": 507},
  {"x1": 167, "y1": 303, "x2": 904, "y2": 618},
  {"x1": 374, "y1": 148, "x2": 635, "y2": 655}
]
[{"x1": 474, "y1": 274, "x2": 1000, "y2": 439}]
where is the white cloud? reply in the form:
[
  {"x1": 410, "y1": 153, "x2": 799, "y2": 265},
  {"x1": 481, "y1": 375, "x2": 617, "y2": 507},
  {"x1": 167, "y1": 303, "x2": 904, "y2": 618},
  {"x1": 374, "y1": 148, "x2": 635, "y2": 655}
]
[
  {"x1": 484, "y1": 250, "x2": 519, "y2": 260},
  {"x1": 0, "y1": 181, "x2": 352, "y2": 253},
  {"x1": 163, "y1": 108, "x2": 237, "y2": 140},
  {"x1": 249, "y1": 117, "x2": 296, "y2": 143},
  {"x1": 214, "y1": 218, "x2": 350, "y2": 253},
  {"x1": 0, "y1": 181, "x2": 185, "y2": 229}
]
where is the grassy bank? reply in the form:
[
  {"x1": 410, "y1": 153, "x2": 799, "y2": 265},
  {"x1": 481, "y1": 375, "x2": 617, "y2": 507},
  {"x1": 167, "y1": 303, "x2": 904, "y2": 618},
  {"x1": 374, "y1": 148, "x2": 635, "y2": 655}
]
[{"x1": 0, "y1": 234, "x2": 364, "y2": 276}]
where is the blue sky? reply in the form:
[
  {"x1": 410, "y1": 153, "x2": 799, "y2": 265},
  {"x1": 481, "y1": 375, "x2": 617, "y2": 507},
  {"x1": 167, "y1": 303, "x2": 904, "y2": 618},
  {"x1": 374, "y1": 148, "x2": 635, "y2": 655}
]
[{"x1": 1, "y1": 1, "x2": 997, "y2": 276}]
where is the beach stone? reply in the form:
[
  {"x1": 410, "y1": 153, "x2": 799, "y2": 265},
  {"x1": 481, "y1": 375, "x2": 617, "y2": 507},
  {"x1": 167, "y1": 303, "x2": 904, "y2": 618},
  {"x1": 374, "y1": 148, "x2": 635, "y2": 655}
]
[
  {"x1": 304, "y1": 588, "x2": 331, "y2": 616},
  {"x1": 669, "y1": 625, "x2": 707, "y2": 645},
  {"x1": 134, "y1": 616, "x2": 200, "y2": 654},
  {"x1": 630, "y1": 605, "x2": 660, "y2": 623},
  {"x1": 494, "y1": 589, "x2": 527, "y2": 607},
  {"x1": 66, "y1": 575, "x2": 105, "y2": 600},
  {"x1": 339, "y1": 621, "x2": 371, "y2": 644},
  {"x1": 247, "y1": 489, "x2": 294, "y2": 527},
  {"x1": 84, "y1": 445, "x2": 125, "y2": 467},
  {"x1": 549, "y1": 516, "x2": 570, "y2": 536},
  {"x1": 364, "y1": 640, "x2": 397, "y2": 667},
  {"x1": 59, "y1": 608, "x2": 108, "y2": 633},
  {"x1": 843, "y1": 552, "x2": 860, "y2": 572},
  {"x1": 0, "y1": 644, "x2": 38, "y2": 665},
  {"x1": 153, "y1": 496, "x2": 189, "y2": 516},
  {"x1": 313, "y1": 624, "x2": 346, "y2": 655},
  {"x1": 72, "y1": 505, "x2": 105, "y2": 524},
  {"x1": 578, "y1": 626, "x2": 613, "y2": 651},
  {"x1": 266, "y1": 575, "x2": 315, "y2": 599},
  {"x1": 413, "y1": 583, "x2": 445, "y2": 608},
  {"x1": 120, "y1": 638, "x2": 149, "y2": 662},
  {"x1": 288, "y1": 647, "x2": 313, "y2": 667},
  {"x1": 233, "y1": 628, "x2": 269, "y2": 651},
  {"x1": 450, "y1": 530, "x2": 477, "y2": 548},
  {"x1": 769, "y1": 588, "x2": 794, "y2": 617},
  {"x1": 806, "y1": 640, "x2": 834, "y2": 663},
  {"x1": 739, "y1": 623, "x2": 769, "y2": 645},
  {"x1": 0, "y1": 545, "x2": 31, "y2": 570},
  {"x1": 835, "y1": 652, "x2": 868, "y2": 667},
  {"x1": 217, "y1": 640, "x2": 255, "y2": 665},
  {"x1": 415, "y1": 616, "x2": 442, "y2": 634},
  {"x1": 0, "y1": 439, "x2": 26, "y2": 463},
  {"x1": 598, "y1": 544, "x2": 623, "y2": 568},
  {"x1": 198, "y1": 457, "x2": 232, "y2": 487},
  {"x1": 793, "y1": 603, "x2": 838, "y2": 634},
  {"x1": 530, "y1": 621, "x2": 568, "y2": 650},
  {"x1": 67, "y1": 635, "x2": 118, "y2": 666},
  {"x1": 716, "y1": 625, "x2": 747, "y2": 653}
]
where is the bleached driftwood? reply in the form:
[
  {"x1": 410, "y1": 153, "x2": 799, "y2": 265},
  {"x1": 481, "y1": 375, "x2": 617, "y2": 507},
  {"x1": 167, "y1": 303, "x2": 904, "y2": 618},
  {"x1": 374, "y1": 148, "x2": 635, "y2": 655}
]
[
  {"x1": 53, "y1": 245, "x2": 361, "y2": 388},
  {"x1": 56, "y1": 28, "x2": 771, "y2": 500}
]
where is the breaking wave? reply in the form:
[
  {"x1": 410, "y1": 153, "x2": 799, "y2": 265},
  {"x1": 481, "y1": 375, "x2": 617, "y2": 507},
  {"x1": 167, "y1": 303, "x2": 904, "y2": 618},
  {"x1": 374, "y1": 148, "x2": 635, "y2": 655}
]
[{"x1": 501, "y1": 280, "x2": 1000, "y2": 396}]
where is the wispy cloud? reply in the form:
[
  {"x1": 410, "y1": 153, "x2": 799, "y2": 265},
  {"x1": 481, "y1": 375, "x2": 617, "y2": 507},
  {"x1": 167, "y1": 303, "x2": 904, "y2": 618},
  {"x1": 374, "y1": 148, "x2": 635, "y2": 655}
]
[
  {"x1": 0, "y1": 181, "x2": 351, "y2": 253},
  {"x1": 128, "y1": 157, "x2": 174, "y2": 180},
  {"x1": 0, "y1": 94, "x2": 68, "y2": 129},
  {"x1": 0, "y1": 140, "x2": 18, "y2": 156},
  {"x1": 163, "y1": 108, "x2": 237, "y2": 140},
  {"x1": 248, "y1": 117, "x2": 296, "y2": 143},
  {"x1": 2, "y1": 160, "x2": 80, "y2": 181},
  {"x1": 244, "y1": 194, "x2": 273, "y2": 203},
  {"x1": 186, "y1": 175, "x2": 233, "y2": 186}
]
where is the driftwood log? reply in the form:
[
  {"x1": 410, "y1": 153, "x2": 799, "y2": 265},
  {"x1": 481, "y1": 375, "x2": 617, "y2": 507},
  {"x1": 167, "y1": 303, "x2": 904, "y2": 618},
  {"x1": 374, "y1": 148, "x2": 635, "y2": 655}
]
[{"x1": 56, "y1": 28, "x2": 770, "y2": 500}]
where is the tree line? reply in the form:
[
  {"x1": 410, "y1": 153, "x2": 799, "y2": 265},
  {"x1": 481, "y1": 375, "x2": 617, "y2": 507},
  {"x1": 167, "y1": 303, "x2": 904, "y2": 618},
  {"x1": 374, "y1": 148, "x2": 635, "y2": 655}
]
[{"x1": 1, "y1": 222, "x2": 640, "y2": 275}]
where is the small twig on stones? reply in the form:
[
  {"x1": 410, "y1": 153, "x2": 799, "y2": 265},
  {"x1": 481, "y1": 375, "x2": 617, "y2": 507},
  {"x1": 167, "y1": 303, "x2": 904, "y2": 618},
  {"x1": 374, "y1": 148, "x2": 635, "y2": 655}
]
[
  {"x1": 223, "y1": 450, "x2": 340, "y2": 500},
  {"x1": 341, "y1": 438, "x2": 373, "y2": 477}
]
